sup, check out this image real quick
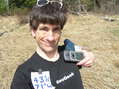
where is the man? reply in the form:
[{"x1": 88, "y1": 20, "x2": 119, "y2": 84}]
[{"x1": 11, "y1": 0, "x2": 94, "y2": 89}]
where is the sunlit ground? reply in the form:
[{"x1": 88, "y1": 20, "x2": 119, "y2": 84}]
[{"x1": 0, "y1": 14, "x2": 119, "y2": 89}]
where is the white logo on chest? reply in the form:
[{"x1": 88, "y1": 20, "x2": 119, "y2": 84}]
[
  {"x1": 56, "y1": 72, "x2": 74, "y2": 84},
  {"x1": 31, "y1": 71, "x2": 55, "y2": 89}
]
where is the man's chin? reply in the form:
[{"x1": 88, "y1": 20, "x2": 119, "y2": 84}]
[
  {"x1": 43, "y1": 47, "x2": 56, "y2": 53},
  {"x1": 39, "y1": 45, "x2": 57, "y2": 53}
]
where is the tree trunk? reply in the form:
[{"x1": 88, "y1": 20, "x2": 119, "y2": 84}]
[{"x1": 4, "y1": 0, "x2": 9, "y2": 14}]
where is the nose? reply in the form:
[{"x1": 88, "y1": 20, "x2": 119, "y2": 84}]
[{"x1": 47, "y1": 31, "x2": 55, "y2": 41}]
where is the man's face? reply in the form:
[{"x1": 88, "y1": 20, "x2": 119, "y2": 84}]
[{"x1": 32, "y1": 23, "x2": 62, "y2": 54}]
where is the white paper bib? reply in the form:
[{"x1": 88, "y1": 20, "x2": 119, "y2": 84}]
[{"x1": 31, "y1": 71, "x2": 55, "y2": 89}]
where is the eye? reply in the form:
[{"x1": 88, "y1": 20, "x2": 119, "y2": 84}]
[{"x1": 53, "y1": 27, "x2": 61, "y2": 33}]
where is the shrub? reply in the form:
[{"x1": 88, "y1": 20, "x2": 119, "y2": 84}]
[{"x1": 0, "y1": 0, "x2": 7, "y2": 14}]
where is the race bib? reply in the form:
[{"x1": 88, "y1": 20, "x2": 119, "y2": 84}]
[{"x1": 31, "y1": 71, "x2": 55, "y2": 89}]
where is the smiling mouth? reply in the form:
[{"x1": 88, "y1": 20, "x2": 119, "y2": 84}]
[{"x1": 43, "y1": 42, "x2": 55, "y2": 47}]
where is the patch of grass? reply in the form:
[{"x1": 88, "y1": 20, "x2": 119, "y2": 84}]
[
  {"x1": 113, "y1": 61, "x2": 119, "y2": 68},
  {"x1": 110, "y1": 28, "x2": 119, "y2": 37}
]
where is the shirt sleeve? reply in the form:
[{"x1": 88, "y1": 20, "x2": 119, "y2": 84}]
[{"x1": 10, "y1": 67, "x2": 32, "y2": 89}]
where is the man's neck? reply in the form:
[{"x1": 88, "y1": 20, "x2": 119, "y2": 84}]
[{"x1": 36, "y1": 47, "x2": 59, "y2": 62}]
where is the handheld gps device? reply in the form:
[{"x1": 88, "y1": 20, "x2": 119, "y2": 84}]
[{"x1": 64, "y1": 51, "x2": 84, "y2": 62}]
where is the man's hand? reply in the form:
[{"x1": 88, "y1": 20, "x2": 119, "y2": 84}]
[
  {"x1": 76, "y1": 48, "x2": 95, "y2": 67},
  {"x1": 64, "y1": 39, "x2": 95, "y2": 67}
]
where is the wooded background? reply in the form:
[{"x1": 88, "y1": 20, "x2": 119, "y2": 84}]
[{"x1": 0, "y1": 0, "x2": 119, "y2": 15}]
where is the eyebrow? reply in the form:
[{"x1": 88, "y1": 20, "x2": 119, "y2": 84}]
[{"x1": 54, "y1": 25, "x2": 61, "y2": 29}]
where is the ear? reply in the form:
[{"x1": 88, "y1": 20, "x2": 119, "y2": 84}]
[{"x1": 31, "y1": 30, "x2": 36, "y2": 38}]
